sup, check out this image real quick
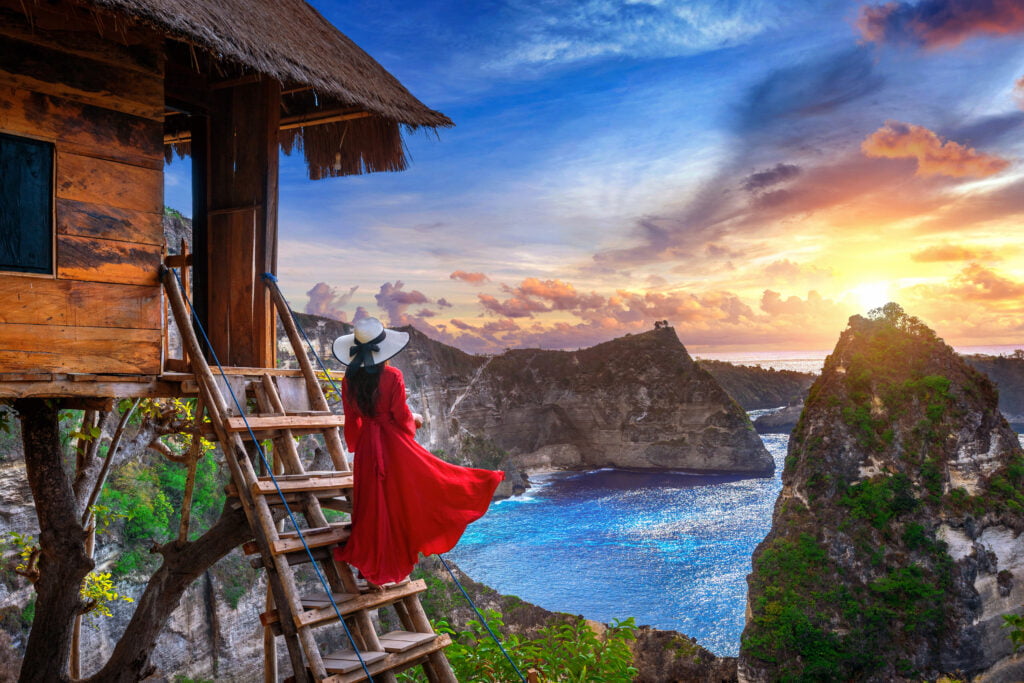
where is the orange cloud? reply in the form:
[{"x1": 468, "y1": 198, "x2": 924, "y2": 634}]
[
  {"x1": 858, "y1": 0, "x2": 1024, "y2": 49},
  {"x1": 861, "y1": 121, "x2": 1010, "y2": 178},
  {"x1": 1016, "y1": 75, "x2": 1024, "y2": 109},
  {"x1": 950, "y1": 263, "x2": 1024, "y2": 302},
  {"x1": 911, "y1": 244, "x2": 997, "y2": 263},
  {"x1": 450, "y1": 270, "x2": 490, "y2": 284}
]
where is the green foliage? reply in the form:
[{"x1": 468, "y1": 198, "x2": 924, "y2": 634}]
[
  {"x1": 459, "y1": 434, "x2": 508, "y2": 470},
  {"x1": 100, "y1": 461, "x2": 174, "y2": 543},
  {"x1": 20, "y1": 596, "x2": 35, "y2": 626},
  {"x1": 839, "y1": 474, "x2": 917, "y2": 530},
  {"x1": 164, "y1": 206, "x2": 185, "y2": 219},
  {"x1": 868, "y1": 565, "x2": 944, "y2": 631},
  {"x1": 399, "y1": 611, "x2": 637, "y2": 682},
  {"x1": 1002, "y1": 613, "x2": 1024, "y2": 652}
]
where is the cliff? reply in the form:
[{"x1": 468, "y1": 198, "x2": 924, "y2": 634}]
[
  {"x1": 965, "y1": 354, "x2": 1024, "y2": 426},
  {"x1": 409, "y1": 556, "x2": 738, "y2": 683},
  {"x1": 284, "y1": 315, "x2": 773, "y2": 476},
  {"x1": 697, "y1": 359, "x2": 815, "y2": 411},
  {"x1": 739, "y1": 304, "x2": 1024, "y2": 681}
]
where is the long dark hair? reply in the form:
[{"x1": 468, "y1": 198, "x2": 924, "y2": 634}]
[{"x1": 345, "y1": 364, "x2": 382, "y2": 416}]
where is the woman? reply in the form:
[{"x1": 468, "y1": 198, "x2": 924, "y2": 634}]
[{"x1": 331, "y1": 317, "x2": 504, "y2": 586}]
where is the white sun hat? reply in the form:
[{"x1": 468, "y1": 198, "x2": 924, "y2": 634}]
[{"x1": 332, "y1": 317, "x2": 410, "y2": 371}]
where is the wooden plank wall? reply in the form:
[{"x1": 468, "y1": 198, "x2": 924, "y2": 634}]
[{"x1": 0, "y1": 1, "x2": 165, "y2": 376}]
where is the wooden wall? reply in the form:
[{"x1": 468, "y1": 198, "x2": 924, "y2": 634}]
[{"x1": 0, "y1": 1, "x2": 165, "y2": 376}]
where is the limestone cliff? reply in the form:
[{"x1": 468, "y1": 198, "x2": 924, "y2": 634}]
[
  {"x1": 284, "y1": 315, "x2": 773, "y2": 476},
  {"x1": 438, "y1": 327, "x2": 772, "y2": 474},
  {"x1": 739, "y1": 305, "x2": 1024, "y2": 681},
  {"x1": 965, "y1": 354, "x2": 1024, "y2": 427},
  {"x1": 697, "y1": 359, "x2": 815, "y2": 411}
]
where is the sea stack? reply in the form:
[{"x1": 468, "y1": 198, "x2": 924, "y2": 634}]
[
  {"x1": 739, "y1": 304, "x2": 1024, "y2": 681},
  {"x1": 437, "y1": 326, "x2": 773, "y2": 474}
]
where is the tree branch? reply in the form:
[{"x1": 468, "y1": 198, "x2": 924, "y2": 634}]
[{"x1": 82, "y1": 502, "x2": 257, "y2": 683}]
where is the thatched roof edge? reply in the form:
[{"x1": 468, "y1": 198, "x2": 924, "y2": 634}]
[{"x1": 83, "y1": 0, "x2": 453, "y2": 128}]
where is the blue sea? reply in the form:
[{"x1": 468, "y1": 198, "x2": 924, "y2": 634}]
[{"x1": 448, "y1": 410, "x2": 788, "y2": 657}]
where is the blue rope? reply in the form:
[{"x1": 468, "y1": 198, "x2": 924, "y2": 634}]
[
  {"x1": 438, "y1": 554, "x2": 528, "y2": 682},
  {"x1": 262, "y1": 273, "x2": 345, "y2": 400},
  {"x1": 262, "y1": 273, "x2": 527, "y2": 682},
  {"x1": 167, "y1": 267, "x2": 374, "y2": 682}
]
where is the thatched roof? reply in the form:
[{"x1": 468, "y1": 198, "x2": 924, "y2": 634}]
[
  {"x1": 78, "y1": 0, "x2": 452, "y2": 177},
  {"x1": 87, "y1": 0, "x2": 451, "y2": 128}
]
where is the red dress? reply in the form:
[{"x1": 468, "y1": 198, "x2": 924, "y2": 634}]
[{"x1": 334, "y1": 365, "x2": 504, "y2": 585}]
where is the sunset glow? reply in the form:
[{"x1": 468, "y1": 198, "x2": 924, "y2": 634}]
[{"x1": 163, "y1": 0, "x2": 1024, "y2": 354}]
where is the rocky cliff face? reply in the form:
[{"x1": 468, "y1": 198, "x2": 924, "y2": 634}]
[
  {"x1": 739, "y1": 305, "x2": 1024, "y2": 681},
  {"x1": 284, "y1": 315, "x2": 773, "y2": 476},
  {"x1": 965, "y1": 354, "x2": 1024, "y2": 426},
  {"x1": 697, "y1": 360, "x2": 815, "y2": 411},
  {"x1": 440, "y1": 327, "x2": 772, "y2": 474}
]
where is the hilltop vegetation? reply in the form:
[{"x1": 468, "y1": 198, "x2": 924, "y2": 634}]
[{"x1": 740, "y1": 304, "x2": 1024, "y2": 681}]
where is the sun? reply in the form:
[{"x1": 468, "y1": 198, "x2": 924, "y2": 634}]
[{"x1": 852, "y1": 281, "x2": 890, "y2": 312}]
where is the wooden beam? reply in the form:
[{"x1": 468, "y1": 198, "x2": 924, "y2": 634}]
[{"x1": 164, "y1": 109, "x2": 374, "y2": 144}]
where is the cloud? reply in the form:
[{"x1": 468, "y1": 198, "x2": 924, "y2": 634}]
[
  {"x1": 436, "y1": 297, "x2": 453, "y2": 308},
  {"x1": 911, "y1": 244, "x2": 998, "y2": 262},
  {"x1": 352, "y1": 306, "x2": 370, "y2": 322},
  {"x1": 950, "y1": 263, "x2": 1024, "y2": 302},
  {"x1": 759, "y1": 290, "x2": 844, "y2": 318},
  {"x1": 742, "y1": 163, "x2": 802, "y2": 193},
  {"x1": 736, "y1": 48, "x2": 883, "y2": 132},
  {"x1": 857, "y1": 0, "x2": 1024, "y2": 49},
  {"x1": 1016, "y1": 76, "x2": 1024, "y2": 109},
  {"x1": 304, "y1": 282, "x2": 358, "y2": 322},
  {"x1": 450, "y1": 270, "x2": 490, "y2": 284},
  {"x1": 374, "y1": 281, "x2": 430, "y2": 325},
  {"x1": 415, "y1": 308, "x2": 438, "y2": 318},
  {"x1": 761, "y1": 259, "x2": 833, "y2": 283},
  {"x1": 478, "y1": 293, "x2": 548, "y2": 318},
  {"x1": 861, "y1": 121, "x2": 1010, "y2": 178}
]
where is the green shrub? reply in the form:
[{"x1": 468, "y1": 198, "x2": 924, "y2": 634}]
[{"x1": 398, "y1": 610, "x2": 637, "y2": 683}]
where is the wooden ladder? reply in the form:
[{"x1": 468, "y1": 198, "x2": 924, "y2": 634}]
[{"x1": 162, "y1": 266, "x2": 457, "y2": 683}]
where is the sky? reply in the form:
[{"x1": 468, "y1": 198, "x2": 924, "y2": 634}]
[{"x1": 165, "y1": 0, "x2": 1024, "y2": 354}]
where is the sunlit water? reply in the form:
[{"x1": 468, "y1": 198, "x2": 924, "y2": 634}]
[
  {"x1": 448, "y1": 410, "x2": 787, "y2": 657},
  {"x1": 449, "y1": 414, "x2": 1024, "y2": 658},
  {"x1": 695, "y1": 345, "x2": 1021, "y2": 374}
]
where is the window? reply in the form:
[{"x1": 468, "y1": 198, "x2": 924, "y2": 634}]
[{"x1": 0, "y1": 132, "x2": 53, "y2": 274}]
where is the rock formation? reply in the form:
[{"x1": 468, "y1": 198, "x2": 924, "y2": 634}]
[
  {"x1": 739, "y1": 304, "x2": 1024, "y2": 681},
  {"x1": 752, "y1": 401, "x2": 803, "y2": 434},
  {"x1": 697, "y1": 359, "x2": 815, "y2": 411},
  {"x1": 965, "y1": 353, "x2": 1024, "y2": 427},
  {"x1": 285, "y1": 314, "x2": 774, "y2": 477}
]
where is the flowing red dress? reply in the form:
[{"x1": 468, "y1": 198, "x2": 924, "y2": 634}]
[{"x1": 334, "y1": 365, "x2": 504, "y2": 585}]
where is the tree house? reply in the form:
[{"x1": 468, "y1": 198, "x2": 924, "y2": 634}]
[
  {"x1": 0, "y1": 0, "x2": 451, "y2": 399},
  {"x1": 0, "y1": 1, "x2": 462, "y2": 681}
]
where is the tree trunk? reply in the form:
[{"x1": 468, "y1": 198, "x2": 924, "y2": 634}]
[
  {"x1": 15, "y1": 398, "x2": 93, "y2": 683},
  {"x1": 82, "y1": 503, "x2": 254, "y2": 683}
]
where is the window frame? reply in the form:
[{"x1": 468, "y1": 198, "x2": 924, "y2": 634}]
[{"x1": 0, "y1": 130, "x2": 56, "y2": 278}]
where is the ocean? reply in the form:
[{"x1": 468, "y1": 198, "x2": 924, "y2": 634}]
[
  {"x1": 695, "y1": 345, "x2": 1021, "y2": 374},
  {"x1": 448, "y1": 409, "x2": 787, "y2": 658},
  {"x1": 448, "y1": 412, "x2": 1024, "y2": 658}
]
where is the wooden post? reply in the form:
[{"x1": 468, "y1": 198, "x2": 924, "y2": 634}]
[{"x1": 200, "y1": 77, "x2": 279, "y2": 368}]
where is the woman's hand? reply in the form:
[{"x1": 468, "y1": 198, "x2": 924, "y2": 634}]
[{"x1": 412, "y1": 412, "x2": 424, "y2": 429}]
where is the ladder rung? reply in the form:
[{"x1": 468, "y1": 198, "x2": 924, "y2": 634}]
[
  {"x1": 248, "y1": 545, "x2": 333, "y2": 569},
  {"x1": 242, "y1": 523, "x2": 350, "y2": 556},
  {"x1": 260, "y1": 580, "x2": 428, "y2": 632},
  {"x1": 251, "y1": 473, "x2": 353, "y2": 496},
  {"x1": 225, "y1": 415, "x2": 345, "y2": 432},
  {"x1": 378, "y1": 630, "x2": 437, "y2": 653},
  {"x1": 321, "y1": 633, "x2": 452, "y2": 682},
  {"x1": 322, "y1": 650, "x2": 388, "y2": 674}
]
